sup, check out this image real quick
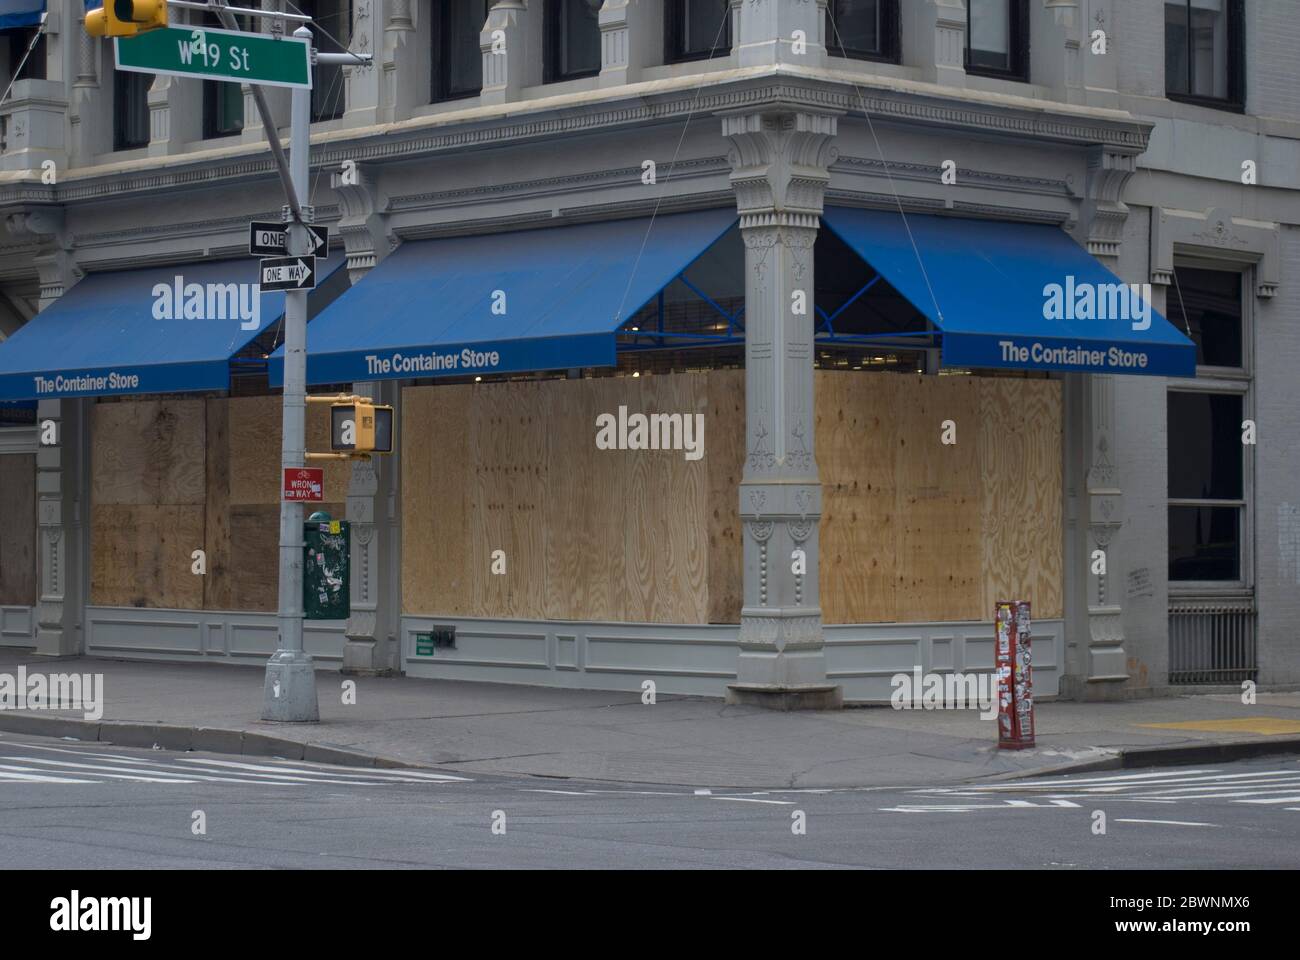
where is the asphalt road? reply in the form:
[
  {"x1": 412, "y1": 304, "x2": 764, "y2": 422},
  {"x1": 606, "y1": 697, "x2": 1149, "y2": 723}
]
[{"x1": 0, "y1": 735, "x2": 1297, "y2": 869}]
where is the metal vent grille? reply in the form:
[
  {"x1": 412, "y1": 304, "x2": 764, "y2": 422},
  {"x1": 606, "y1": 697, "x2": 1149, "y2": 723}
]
[{"x1": 1169, "y1": 596, "x2": 1257, "y2": 684}]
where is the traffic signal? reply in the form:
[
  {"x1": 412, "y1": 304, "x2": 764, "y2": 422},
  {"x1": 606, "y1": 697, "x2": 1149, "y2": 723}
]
[
  {"x1": 84, "y1": 0, "x2": 168, "y2": 39},
  {"x1": 330, "y1": 399, "x2": 394, "y2": 456}
]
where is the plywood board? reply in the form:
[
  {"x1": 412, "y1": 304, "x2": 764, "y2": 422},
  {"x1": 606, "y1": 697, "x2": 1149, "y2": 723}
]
[
  {"x1": 402, "y1": 384, "x2": 473, "y2": 617},
  {"x1": 0, "y1": 453, "x2": 37, "y2": 606},
  {"x1": 470, "y1": 380, "x2": 546, "y2": 619},
  {"x1": 543, "y1": 377, "x2": 614, "y2": 621},
  {"x1": 705, "y1": 369, "x2": 744, "y2": 623},
  {"x1": 91, "y1": 504, "x2": 206, "y2": 608},
  {"x1": 227, "y1": 395, "x2": 349, "y2": 506},
  {"x1": 91, "y1": 399, "x2": 206, "y2": 506},
  {"x1": 892, "y1": 375, "x2": 983, "y2": 621},
  {"x1": 203, "y1": 399, "x2": 232, "y2": 610},
  {"x1": 814, "y1": 370, "x2": 898, "y2": 624},
  {"x1": 978, "y1": 378, "x2": 1063, "y2": 619}
]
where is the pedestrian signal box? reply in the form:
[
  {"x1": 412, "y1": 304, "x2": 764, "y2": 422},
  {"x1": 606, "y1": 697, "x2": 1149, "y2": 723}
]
[{"x1": 330, "y1": 398, "x2": 393, "y2": 455}]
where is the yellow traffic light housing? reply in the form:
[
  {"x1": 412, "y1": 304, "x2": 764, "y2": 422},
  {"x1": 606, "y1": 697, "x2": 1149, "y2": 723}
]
[
  {"x1": 84, "y1": 0, "x2": 168, "y2": 39},
  {"x1": 303, "y1": 394, "x2": 395, "y2": 460}
]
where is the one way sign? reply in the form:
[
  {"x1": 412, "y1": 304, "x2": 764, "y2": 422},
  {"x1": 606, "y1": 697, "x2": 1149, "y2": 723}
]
[
  {"x1": 260, "y1": 256, "x2": 317, "y2": 292},
  {"x1": 249, "y1": 221, "x2": 329, "y2": 258}
]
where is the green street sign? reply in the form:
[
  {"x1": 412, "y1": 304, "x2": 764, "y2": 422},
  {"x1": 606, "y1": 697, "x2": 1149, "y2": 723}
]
[
  {"x1": 115, "y1": 25, "x2": 312, "y2": 89},
  {"x1": 414, "y1": 634, "x2": 435, "y2": 657}
]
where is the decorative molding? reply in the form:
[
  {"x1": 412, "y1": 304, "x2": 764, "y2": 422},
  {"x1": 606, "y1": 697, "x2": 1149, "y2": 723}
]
[
  {"x1": 0, "y1": 75, "x2": 1152, "y2": 207},
  {"x1": 1151, "y1": 205, "x2": 1280, "y2": 298},
  {"x1": 1083, "y1": 146, "x2": 1137, "y2": 261},
  {"x1": 834, "y1": 155, "x2": 1076, "y2": 198}
]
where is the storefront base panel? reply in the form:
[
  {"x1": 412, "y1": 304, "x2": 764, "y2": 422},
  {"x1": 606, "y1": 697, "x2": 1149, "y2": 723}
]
[
  {"x1": 401, "y1": 615, "x2": 1065, "y2": 701},
  {"x1": 85, "y1": 606, "x2": 345, "y2": 668},
  {"x1": 0, "y1": 605, "x2": 35, "y2": 647},
  {"x1": 825, "y1": 619, "x2": 1064, "y2": 702}
]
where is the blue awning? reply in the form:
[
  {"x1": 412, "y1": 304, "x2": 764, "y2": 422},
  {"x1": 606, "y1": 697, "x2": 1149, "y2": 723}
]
[
  {"x1": 271, "y1": 208, "x2": 738, "y2": 386},
  {"x1": 0, "y1": 255, "x2": 346, "y2": 400},
  {"x1": 0, "y1": 1, "x2": 94, "y2": 29},
  {"x1": 821, "y1": 207, "x2": 1196, "y2": 377}
]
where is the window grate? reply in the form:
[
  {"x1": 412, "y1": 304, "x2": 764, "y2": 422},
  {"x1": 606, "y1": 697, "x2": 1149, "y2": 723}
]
[{"x1": 1168, "y1": 596, "x2": 1256, "y2": 684}]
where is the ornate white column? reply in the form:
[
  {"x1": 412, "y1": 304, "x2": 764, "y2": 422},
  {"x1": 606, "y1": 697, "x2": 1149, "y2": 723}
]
[
  {"x1": 480, "y1": 1, "x2": 532, "y2": 106},
  {"x1": 19, "y1": 211, "x2": 85, "y2": 659},
  {"x1": 1074, "y1": 145, "x2": 1140, "y2": 694},
  {"x1": 734, "y1": 0, "x2": 827, "y2": 69},
  {"x1": 723, "y1": 109, "x2": 842, "y2": 710},
  {"x1": 901, "y1": 0, "x2": 967, "y2": 87}
]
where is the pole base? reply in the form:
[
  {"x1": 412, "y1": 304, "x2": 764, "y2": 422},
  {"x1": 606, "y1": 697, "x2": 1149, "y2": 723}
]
[
  {"x1": 725, "y1": 683, "x2": 843, "y2": 711},
  {"x1": 261, "y1": 652, "x2": 320, "y2": 722}
]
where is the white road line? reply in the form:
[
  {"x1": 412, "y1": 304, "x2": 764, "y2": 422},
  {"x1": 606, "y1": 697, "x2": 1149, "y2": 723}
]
[
  {"x1": 712, "y1": 797, "x2": 795, "y2": 806},
  {"x1": 172, "y1": 757, "x2": 469, "y2": 782},
  {"x1": 1115, "y1": 818, "x2": 1218, "y2": 827},
  {"x1": 0, "y1": 762, "x2": 196, "y2": 784},
  {"x1": 934, "y1": 769, "x2": 1300, "y2": 793},
  {"x1": 1234, "y1": 795, "x2": 1300, "y2": 805},
  {"x1": 694, "y1": 789, "x2": 712, "y2": 795},
  {"x1": 0, "y1": 769, "x2": 99, "y2": 784},
  {"x1": 520, "y1": 789, "x2": 591, "y2": 796}
]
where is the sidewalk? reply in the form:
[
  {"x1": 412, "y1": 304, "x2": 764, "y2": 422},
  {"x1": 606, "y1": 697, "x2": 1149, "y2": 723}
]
[{"x1": 2, "y1": 650, "x2": 1299, "y2": 788}]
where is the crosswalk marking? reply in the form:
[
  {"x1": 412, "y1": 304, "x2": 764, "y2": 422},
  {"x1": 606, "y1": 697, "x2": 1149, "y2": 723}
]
[
  {"x1": 888, "y1": 765, "x2": 1300, "y2": 813},
  {"x1": 0, "y1": 743, "x2": 472, "y2": 787}
]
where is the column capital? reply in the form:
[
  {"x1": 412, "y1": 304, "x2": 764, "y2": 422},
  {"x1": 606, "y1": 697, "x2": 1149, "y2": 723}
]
[
  {"x1": 722, "y1": 109, "x2": 839, "y2": 226},
  {"x1": 1083, "y1": 145, "x2": 1138, "y2": 264}
]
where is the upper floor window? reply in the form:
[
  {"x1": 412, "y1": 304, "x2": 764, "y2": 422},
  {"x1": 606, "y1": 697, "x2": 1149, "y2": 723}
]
[
  {"x1": 298, "y1": 0, "x2": 352, "y2": 122},
  {"x1": 666, "y1": 0, "x2": 731, "y2": 64},
  {"x1": 2, "y1": 27, "x2": 45, "y2": 85},
  {"x1": 966, "y1": 0, "x2": 1028, "y2": 81},
  {"x1": 432, "y1": 0, "x2": 488, "y2": 102},
  {"x1": 826, "y1": 0, "x2": 900, "y2": 63},
  {"x1": 1166, "y1": 266, "x2": 1250, "y2": 584},
  {"x1": 114, "y1": 69, "x2": 151, "y2": 151},
  {"x1": 1165, "y1": 0, "x2": 1245, "y2": 110},
  {"x1": 545, "y1": 0, "x2": 601, "y2": 83},
  {"x1": 201, "y1": 12, "x2": 247, "y2": 139}
]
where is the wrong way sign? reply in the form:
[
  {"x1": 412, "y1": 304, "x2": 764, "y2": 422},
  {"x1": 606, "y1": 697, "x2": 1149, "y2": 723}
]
[{"x1": 260, "y1": 256, "x2": 317, "y2": 292}]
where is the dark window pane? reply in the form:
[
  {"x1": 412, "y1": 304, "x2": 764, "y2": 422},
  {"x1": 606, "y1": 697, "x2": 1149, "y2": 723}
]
[
  {"x1": 298, "y1": 0, "x2": 351, "y2": 121},
  {"x1": 114, "y1": 69, "x2": 152, "y2": 151},
  {"x1": 969, "y1": 0, "x2": 1011, "y2": 72},
  {"x1": 202, "y1": 12, "x2": 247, "y2": 138},
  {"x1": 1168, "y1": 266, "x2": 1242, "y2": 368},
  {"x1": 444, "y1": 0, "x2": 487, "y2": 98},
  {"x1": 553, "y1": 0, "x2": 601, "y2": 79},
  {"x1": 1189, "y1": 0, "x2": 1230, "y2": 99},
  {"x1": 670, "y1": 0, "x2": 730, "y2": 60},
  {"x1": 828, "y1": 0, "x2": 882, "y2": 56},
  {"x1": 1169, "y1": 505, "x2": 1240, "y2": 580},
  {"x1": 6, "y1": 27, "x2": 45, "y2": 83},
  {"x1": 1168, "y1": 391, "x2": 1243, "y2": 500},
  {"x1": 1165, "y1": 1, "x2": 1190, "y2": 95}
]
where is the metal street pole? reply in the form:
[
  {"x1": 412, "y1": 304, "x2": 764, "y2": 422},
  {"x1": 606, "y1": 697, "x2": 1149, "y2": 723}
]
[{"x1": 261, "y1": 24, "x2": 319, "y2": 722}]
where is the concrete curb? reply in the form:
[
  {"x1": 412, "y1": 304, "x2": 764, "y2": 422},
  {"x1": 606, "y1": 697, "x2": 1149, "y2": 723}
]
[
  {"x1": 4, "y1": 710, "x2": 1299, "y2": 787},
  {"x1": 0, "y1": 712, "x2": 417, "y2": 771},
  {"x1": 986, "y1": 736, "x2": 1300, "y2": 781}
]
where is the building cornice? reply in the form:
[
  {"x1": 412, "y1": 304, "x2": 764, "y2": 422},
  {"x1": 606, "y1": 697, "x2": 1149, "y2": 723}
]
[{"x1": 0, "y1": 67, "x2": 1150, "y2": 210}]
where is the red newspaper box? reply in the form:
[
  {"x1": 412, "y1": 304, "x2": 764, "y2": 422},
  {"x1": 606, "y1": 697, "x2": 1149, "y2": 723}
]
[{"x1": 995, "y1": 600, "x2": 1034, "y2": 749}]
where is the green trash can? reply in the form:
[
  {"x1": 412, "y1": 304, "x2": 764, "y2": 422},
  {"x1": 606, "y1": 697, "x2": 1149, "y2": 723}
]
[{"x1": 304, "y1": 511, "x2": 350, "y2": 620}]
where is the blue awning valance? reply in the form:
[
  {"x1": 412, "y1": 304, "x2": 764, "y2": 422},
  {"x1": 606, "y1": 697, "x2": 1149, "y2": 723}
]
[
  {"x1": 270, "y1": 207, "x2": 738, "y2": 386},
  {"x1": 0, "y1": 255, "x2": 346, "y2": 400},
  {"x1": 821, "y1": 207, "x2": 1196, "y2": 377}
]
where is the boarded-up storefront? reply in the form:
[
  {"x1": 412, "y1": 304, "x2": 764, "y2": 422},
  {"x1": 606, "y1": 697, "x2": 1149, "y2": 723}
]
[
  {"x1": 89, "y1": 396, "x2": 348, "y2": 612},
  {"x1": 0, "y1": 452, "x2": 38, "y2": 645},
  {"x1": 401, "y1": 369, "x2": 1062, "y2": 625}
]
